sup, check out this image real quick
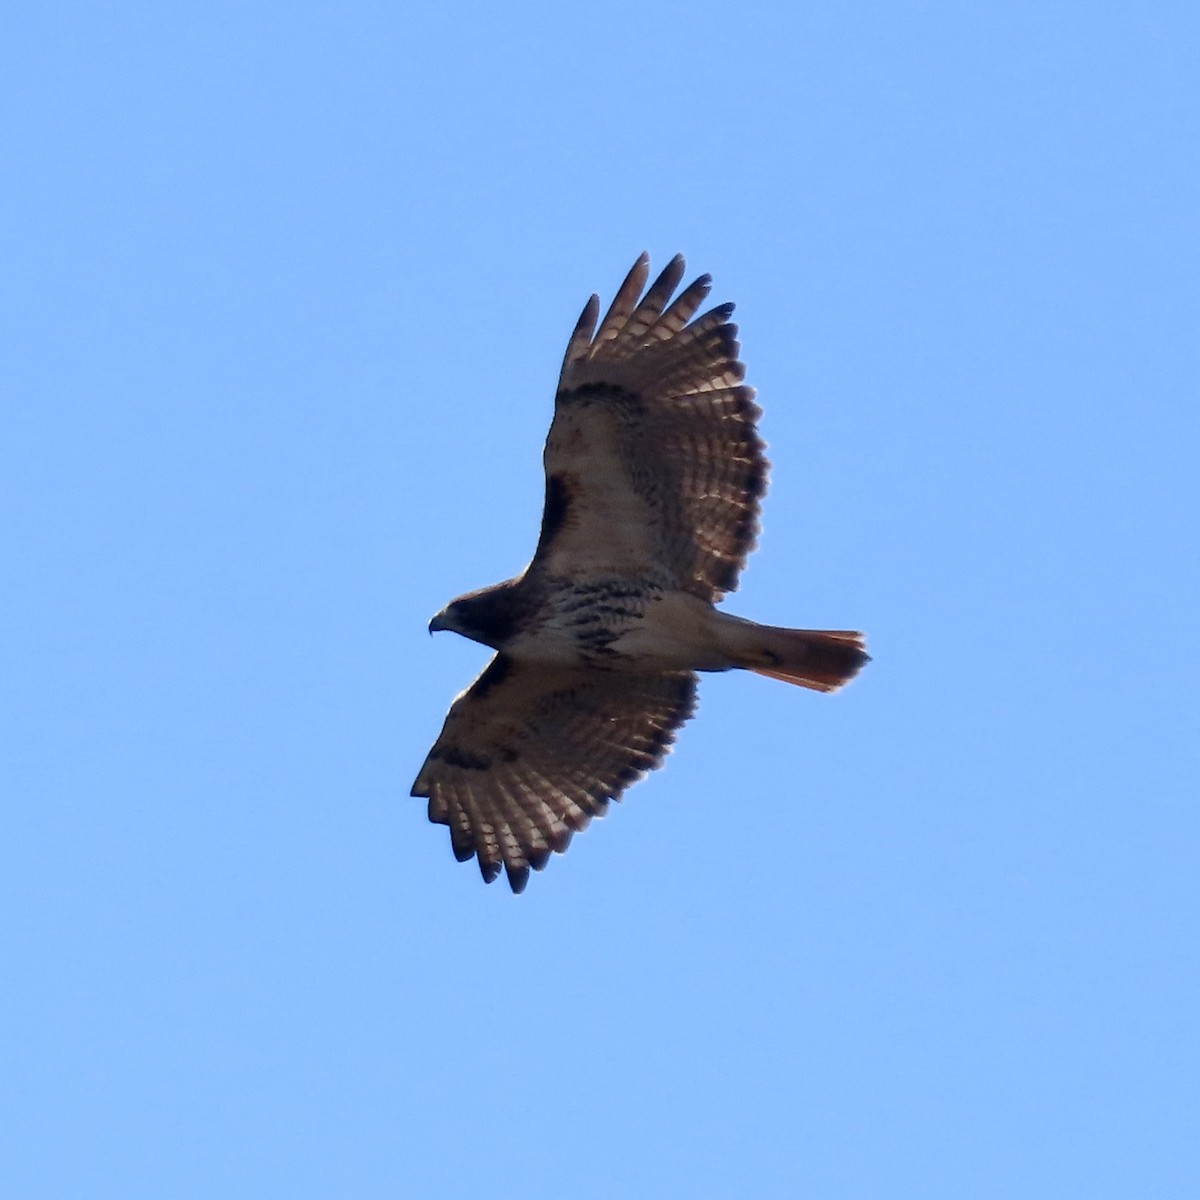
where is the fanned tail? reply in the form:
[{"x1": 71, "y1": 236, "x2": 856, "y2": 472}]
[{"x1": 719, "y1": 617, "x2": 869, "y2": 693}]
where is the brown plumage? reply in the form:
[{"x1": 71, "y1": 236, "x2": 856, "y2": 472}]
[{"x1": 412, "y1": 254, "x2": 868, "y2": 892}]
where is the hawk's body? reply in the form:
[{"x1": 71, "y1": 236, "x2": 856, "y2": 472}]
[{"x1": 413, "y1": 255, "x2": 868, "y2": 891}]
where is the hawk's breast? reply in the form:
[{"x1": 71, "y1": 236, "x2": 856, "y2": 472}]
[{"x1": 502, "y1": 577, "x2": 658, "y2": 666}]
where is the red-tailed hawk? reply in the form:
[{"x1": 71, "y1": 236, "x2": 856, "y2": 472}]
[{"x1": 412, "y1": 255, "x2": 868, "y2": 891}]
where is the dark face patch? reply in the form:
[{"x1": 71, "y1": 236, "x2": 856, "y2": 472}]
[{"x1": 441, "y1": 582, "x2": 536, "y2": 650}]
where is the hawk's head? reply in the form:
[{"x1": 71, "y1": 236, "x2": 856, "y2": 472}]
[{"x1": 428, "y1": 580, "x2": 525, "y2": 650}]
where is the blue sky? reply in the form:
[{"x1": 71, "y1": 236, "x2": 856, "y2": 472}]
[{"x1": 3, "y1": 2, "x2": 1197, "y2": 1196}]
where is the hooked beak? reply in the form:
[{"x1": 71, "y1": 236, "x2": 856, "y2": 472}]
[{"x1": 428, "y1": 612, "x2": 448, "y2": 635}]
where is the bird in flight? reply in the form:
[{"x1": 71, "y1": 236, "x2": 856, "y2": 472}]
[{"x1": 412, "y1": 254, "x2": 868, "y2": 891}]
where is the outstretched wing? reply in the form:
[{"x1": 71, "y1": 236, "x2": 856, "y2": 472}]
[
  {"x1": 530, "y1": 254, "x2": 768, "y2": 602},
  {"x1": 411, "y1": 655, "x2": 697, "y2": 892}
]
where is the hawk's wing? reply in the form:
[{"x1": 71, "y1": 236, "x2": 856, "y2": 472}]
[
  {"x1": 410, "y1": 655, "x2": 697, "y2": 892},
  {"x1": 530, "y1": 254, "x2": 768, "y2": 602}
]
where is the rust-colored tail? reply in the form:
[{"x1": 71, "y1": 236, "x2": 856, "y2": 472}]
[{"x1": 720, "y1": 619, "x2": 870, "y2": 693}]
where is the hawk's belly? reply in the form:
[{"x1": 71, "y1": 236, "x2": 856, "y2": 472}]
[{"x1": 608, "y1": 589, "x2": 731, "y2": 671}]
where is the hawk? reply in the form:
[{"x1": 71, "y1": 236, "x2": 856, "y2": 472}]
[{"x1": 412, "y1": 254, "x2": 868, "y2": 891}]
